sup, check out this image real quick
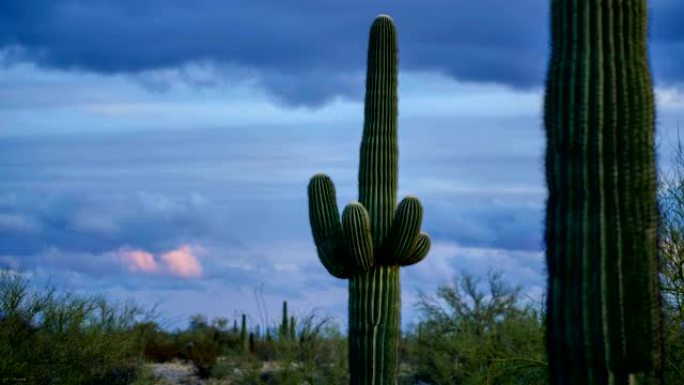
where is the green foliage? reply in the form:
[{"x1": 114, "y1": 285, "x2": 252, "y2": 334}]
[
  {"x1": 544, "y1": 1, "x2": 661, "y2": 383},
  {"x1": 185, "y1": 330, "x2": 220, "y2": 379},
  {"x1": 211, "y1": 312, "x2": 348, "y2": 385},
  {"x1": 307, "y1": 15, "x2": 429, "y2": 384},
  {"x1": 0, "y1": 281, "x2": 253, "y2": 384},
  {"x1": 0, "y1": 269, "x2": 146, "y2": 385},
  {"x1": 172, "y1": 313, "x2": 249, "y2": 378},
  {"x1": 135, "y1": 321, "x2": 182, "y2": 363},
  {"x1": 657, "y1": 137, "x2": 684, "y2": 383},
  {"x1": 408, "y1": 271, "x2": 546, "y2": 385},
  {"x1": 662, "y1": 322, "x2": 684, "y2": 384}
]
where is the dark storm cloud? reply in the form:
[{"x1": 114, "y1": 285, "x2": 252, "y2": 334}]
[
  {"x1": 1, "y1": 0, "x2": 550, "y2": 105},
  {"x1": 651, "y1": 0, "x2": 684, "y2": 87},
  {"x1": 3, "y1": 0, "x2": 681, "y2": 105}
]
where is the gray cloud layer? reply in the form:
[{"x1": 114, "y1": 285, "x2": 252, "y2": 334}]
[
  {"x1": 2, "y1": 0, "x2": 682, "y2": 105},
  {"x1": 0, "y1": 112, "x2": 546, "y2": 318}
]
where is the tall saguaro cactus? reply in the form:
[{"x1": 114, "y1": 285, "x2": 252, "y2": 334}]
[
  {"x1": 308, "y1": 15, "x2": 430, "y2": 385},
  {"x1": 544, "y1": 1, "x2": 661, "y2": 384}
]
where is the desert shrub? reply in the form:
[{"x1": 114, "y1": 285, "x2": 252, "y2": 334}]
[
  {"x1": 293, "y1": 314, "x2": 347, "y2": 385},
  {"x1": 252, "y1": 333, "x2": 279, "y2": 362},
  {"x1": 662, "y1": 315, "x2": 684, "y2": 383},
  {"x1": 176, "y1": 315, "x2": 227, "y2": 378},
  {"x1": 658, "y1": 137, "x2": 684, "y2": 383},
  {"x1": 0, "y1": 269, "x2": 147, "y2": 385},
  {"x1": 214, "y1": 311, "x2": 348, "y2": 385},
  {"x1": 136, "y1": 313, "x2": 248, "y2": 377},
  {"x1": 185, "y1": 332, "x2": 220, "y2": 379},
  {"x1": 135, "y1": 321, "x2": 184, "y2": 363},
  {"x1": 410, "y1": 271, "x2": 547, "y2": 385}
]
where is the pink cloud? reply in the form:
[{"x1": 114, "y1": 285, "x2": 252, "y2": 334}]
[
  {"x1": 160, "y1": 245, "x2": 203, "y2": 278},
  {"x1": 117, "y1": 244, "x2": 203, "y2": 278},
  {"x1": 120, "y1": 249, "x2": 158, "y2": 273}
]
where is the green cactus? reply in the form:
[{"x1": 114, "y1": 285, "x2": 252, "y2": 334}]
[
  {"x1": 240, "y1": 313, "x2": 248, "y2": 353},
  {"x1": 544, "y1": 1, "x2": 662, "y2": 384},
  {"x1": 248, "y1": 332, "x2": 255, "y2": 354},
  {"x1": 308, "y1": 15, "x2": 430, "y2": 385},
  {"x1": 289, "y1": 315, "x2": 296, "y2": 341},
  {"x1": 280, "y1": 301, "x2": 289, "y2": 340}
]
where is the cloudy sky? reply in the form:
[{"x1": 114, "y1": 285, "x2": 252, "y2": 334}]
[{"x1": 1, "y1": 0, "x2": 684, "y2": 331}]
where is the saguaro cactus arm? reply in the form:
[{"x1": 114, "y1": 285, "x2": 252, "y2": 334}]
[
  {"x1": 400, "y1": 232, "x2": 431, "y2": 266},
  {"x1": 386, "y1": 196, "x2": 425, "y2": 263},
  {"x1": 342, "y1": 202, "x2": 375, "y2": 271},
  {"x1": 308, "y1": 173, "x2": 350, "y2": 279}
]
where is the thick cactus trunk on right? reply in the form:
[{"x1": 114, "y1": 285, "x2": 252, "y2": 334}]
[{"x1": 544, "y1": 1, "x2": 662, "y2": 384}]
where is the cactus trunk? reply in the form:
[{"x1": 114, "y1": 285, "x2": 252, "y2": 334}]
[
  {"x1": 358, "y1": 14, "x2": 398, "y2": 251},
  {"x1": 544, "y1": 1, "x2": 662, "y2": 384},
  {"x1": 348, "y1": 267, "x2": 401, "y2": 384},
  {"x1": 308, "y1": 15, "x2": 430, "y2": 385}
]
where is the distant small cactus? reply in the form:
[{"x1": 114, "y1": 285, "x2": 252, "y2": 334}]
[
  {"x1": 289, "y1": 315, "x2": 296, "y2": 341},
  {"x1": 240, "y1": 313, "x2": 248, "y2": 353},
  {"x1": 248, "y1": 332, "x2": 255, "y2": 354},
  {"x1": 279, "y1": 301, "x2": 289, "y2": 340}
]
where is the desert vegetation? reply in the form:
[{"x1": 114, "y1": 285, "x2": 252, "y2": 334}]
[
  {"x1": 0, "y1": 267, "x2": 542, "y2": 385},
  {"x1": 0, "y1": 269, "x2": 149, "y2": 384},
  {"x1": 657, "y1": 137, "x2": 684, "y2": 383},
  {"x1": 1, "y1": 260, "x2": 683, "y2": 385}
]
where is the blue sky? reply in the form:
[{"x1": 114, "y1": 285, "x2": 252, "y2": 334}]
[{"x1": 1, "y1": 0, "x2": 684, "y2": 331}]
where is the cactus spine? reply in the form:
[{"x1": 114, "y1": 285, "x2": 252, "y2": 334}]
[
  {"x1": 308, "y1": 15, "x2": 430, "y2": 385},
  {"x1": 544, "y1": 1, "x2": 661, "y2": 384}
]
